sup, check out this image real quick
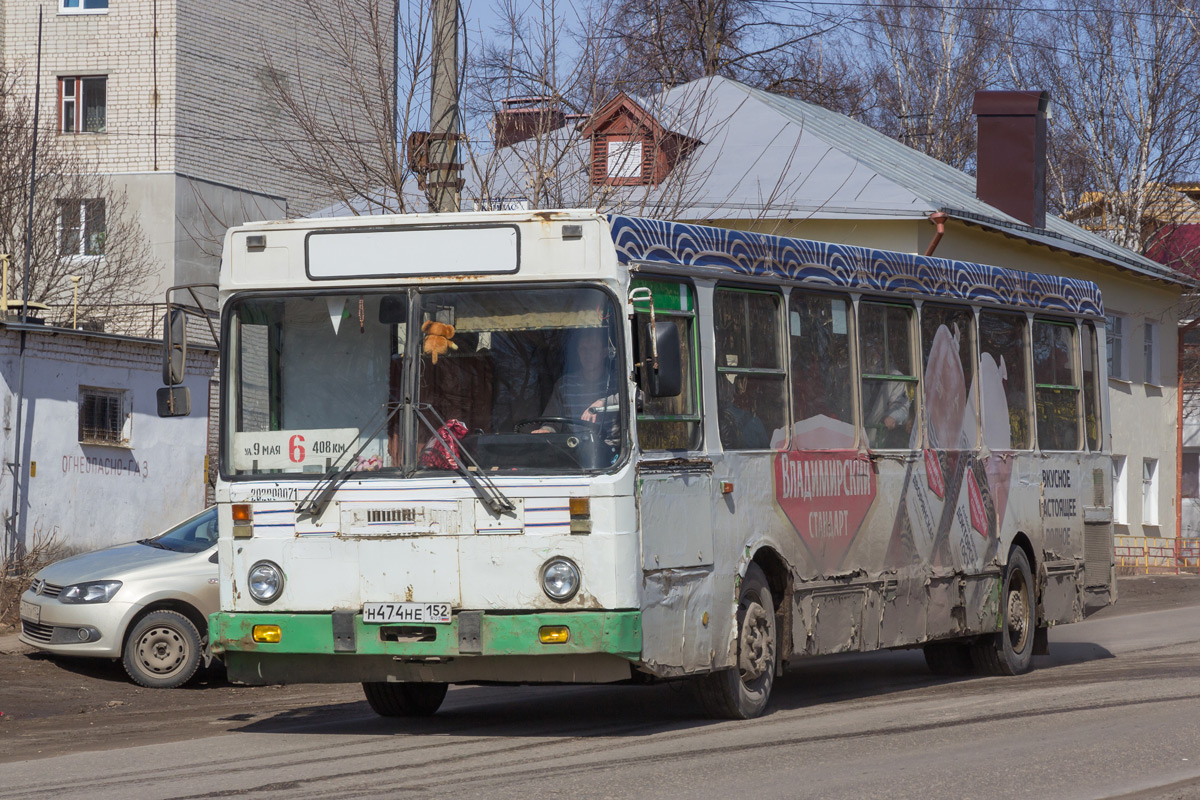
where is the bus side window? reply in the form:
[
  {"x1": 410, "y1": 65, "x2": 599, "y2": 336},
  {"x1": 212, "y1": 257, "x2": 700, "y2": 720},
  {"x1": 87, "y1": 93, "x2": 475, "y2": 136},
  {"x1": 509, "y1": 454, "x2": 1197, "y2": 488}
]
[
  {"x1": 713, "y1": 288, "x2": 787, "y2": 450},
  {"x1": 920, "y1": 304, "x2": 976, "y2": 450},
  {"x1": 858, "y1": 301, "x2": 917, "y2": 450},
  {"x1": 633, "y1": 280, "x2": 701, "y2": 451},
  {"x1": 978, "y1": 311, "x2": 1032, "y2": 450},
  {"x1": 788, "y1": 291, "x2": 854, "y2": 449},
  {"x1": 1033, "y1": 319, "x2": 1081, "y2": 451},
  {"x1": 1082, "y1": 321, "x2": 1101, "y2": 451}
]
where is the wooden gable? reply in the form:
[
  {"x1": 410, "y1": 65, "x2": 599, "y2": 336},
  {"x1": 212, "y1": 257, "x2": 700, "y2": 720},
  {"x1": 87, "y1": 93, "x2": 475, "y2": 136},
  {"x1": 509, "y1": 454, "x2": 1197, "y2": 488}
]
[{"x1": 578, "y1": 93, "x2": 699, "y2": 187}]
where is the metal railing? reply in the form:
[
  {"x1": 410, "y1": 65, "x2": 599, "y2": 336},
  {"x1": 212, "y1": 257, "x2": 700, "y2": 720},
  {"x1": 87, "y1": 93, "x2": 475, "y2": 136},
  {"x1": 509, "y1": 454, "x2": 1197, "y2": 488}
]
[{"x1": 1114, "y1": 535, "x2": 1200, "y2": 575}]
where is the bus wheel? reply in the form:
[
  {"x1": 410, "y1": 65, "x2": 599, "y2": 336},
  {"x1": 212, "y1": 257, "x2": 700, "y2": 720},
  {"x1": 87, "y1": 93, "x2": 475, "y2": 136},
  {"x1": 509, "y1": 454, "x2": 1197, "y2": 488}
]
[
  {"x1": 972, "y1": 547, "x2": 1035, "y2": 676},
  {"x1": 696, "y1": 563, "x2": 776, "y2": 720},
  {"x1": 362, "y1": 682, "x2": 448, "y2": 717},
  {"x1": 922, "y1": 641, "x2": 974, "y2": 676}
]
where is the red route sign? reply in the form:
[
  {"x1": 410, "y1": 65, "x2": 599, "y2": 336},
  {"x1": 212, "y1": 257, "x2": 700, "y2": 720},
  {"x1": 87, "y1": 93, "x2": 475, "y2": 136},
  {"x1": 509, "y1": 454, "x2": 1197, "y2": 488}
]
[{"x1": 774, "y1": 450, "x2": 877, "y2": 571}]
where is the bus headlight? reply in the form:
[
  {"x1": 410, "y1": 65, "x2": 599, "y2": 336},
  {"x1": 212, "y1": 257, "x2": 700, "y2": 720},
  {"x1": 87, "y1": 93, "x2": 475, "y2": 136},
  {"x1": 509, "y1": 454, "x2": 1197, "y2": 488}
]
[
  {"x1": 541, "y1": 557, "x2": 580, "y2": 602},
  {"x1": 248, "y1": 561, "x2": 284, "y2": 604}
]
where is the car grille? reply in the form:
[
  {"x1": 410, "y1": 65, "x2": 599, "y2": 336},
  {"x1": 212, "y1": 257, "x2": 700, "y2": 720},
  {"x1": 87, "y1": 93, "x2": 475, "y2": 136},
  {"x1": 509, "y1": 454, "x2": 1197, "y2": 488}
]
[
  {"x1": 21, "y1": 620, "x2": 54, "y2": 643},
  {"x1": 30, "y1": 579, "x2": 62, "y2": 598}
]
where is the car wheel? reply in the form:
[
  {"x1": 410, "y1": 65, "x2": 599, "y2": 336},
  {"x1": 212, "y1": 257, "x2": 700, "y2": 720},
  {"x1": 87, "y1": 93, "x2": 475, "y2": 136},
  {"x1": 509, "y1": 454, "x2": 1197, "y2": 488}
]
[{"x1": 122, "y1": 610, "x2": 203, "y2": 689}]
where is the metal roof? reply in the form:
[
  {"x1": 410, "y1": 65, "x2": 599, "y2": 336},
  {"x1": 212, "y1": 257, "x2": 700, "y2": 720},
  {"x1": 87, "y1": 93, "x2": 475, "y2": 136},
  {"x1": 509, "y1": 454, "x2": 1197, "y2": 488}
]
[{"x1": 314, "y1": 76, "x2": 1187, "y2": 286}]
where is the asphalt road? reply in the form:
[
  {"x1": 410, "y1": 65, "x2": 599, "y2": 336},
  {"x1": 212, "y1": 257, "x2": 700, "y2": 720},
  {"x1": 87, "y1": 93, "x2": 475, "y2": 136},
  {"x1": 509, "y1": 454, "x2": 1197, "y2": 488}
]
[{"x1": 4, "y1": 580, "x2": 1200, "y2": 799}]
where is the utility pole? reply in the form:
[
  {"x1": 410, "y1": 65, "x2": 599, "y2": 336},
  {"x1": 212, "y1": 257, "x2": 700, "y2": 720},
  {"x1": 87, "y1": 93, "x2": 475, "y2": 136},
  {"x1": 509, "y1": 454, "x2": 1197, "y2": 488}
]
[{"x1": 428, "y1": 0, "x2": 461, "y2": 213}]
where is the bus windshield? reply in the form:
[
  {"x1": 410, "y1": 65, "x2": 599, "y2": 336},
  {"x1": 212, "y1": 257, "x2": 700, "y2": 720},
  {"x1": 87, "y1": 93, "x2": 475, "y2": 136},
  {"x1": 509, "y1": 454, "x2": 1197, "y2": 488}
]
[{"x1": 224, "y1": 286, "x2": 625, "y2": 477}]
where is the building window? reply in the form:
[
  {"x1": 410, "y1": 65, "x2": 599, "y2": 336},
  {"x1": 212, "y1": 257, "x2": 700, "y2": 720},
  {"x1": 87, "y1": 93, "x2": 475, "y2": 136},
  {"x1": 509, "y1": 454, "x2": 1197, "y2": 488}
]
[
  {"x1": 59, "y1": 76, "x2": 106, "y2": 133},
  {"x1": 1143, "y1": 457, "x2": 1159, "y2": 526},
  {"x1": 1113, "y1": 455, "x2": 1127, "y2": 524},
  {"x1": 1106, "y1": 312, "x2": 1126, "y2": 379},
  {"x1": 606, "y1": 139, "x2": 643, "y2": 180},
  {"x1": 60, "y1": 0, "x2": 108, "y2": 12},
  {"x1": 57, "y1": 199, "x2": 106, "y2": 256},
  {"x1": 1183, "y1": 452, "x2": 1199, "y2": 500},
  {"x1": 78, "y1": 387, "x2": 131, "y2": 446},
  {"x1": 1144, "y1": 321, "x2": 1159, "y2": 385}
]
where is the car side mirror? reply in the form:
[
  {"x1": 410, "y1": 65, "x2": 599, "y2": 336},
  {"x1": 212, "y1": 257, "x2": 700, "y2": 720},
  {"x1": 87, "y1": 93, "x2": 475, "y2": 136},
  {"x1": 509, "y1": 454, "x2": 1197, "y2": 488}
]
[
  {"x1": 208, "y1": 551, "x2": 219, "y2": 564},
  {"x1": 638, "y1": 317, "x2": 682, "y2": 398}
]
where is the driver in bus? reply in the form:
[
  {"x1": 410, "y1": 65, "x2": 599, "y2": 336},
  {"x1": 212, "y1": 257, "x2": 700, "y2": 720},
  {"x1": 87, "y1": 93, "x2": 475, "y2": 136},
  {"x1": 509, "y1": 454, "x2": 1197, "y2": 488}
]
[{"x1": 532, "y1": 327, "x2": 619, "y2": 434}]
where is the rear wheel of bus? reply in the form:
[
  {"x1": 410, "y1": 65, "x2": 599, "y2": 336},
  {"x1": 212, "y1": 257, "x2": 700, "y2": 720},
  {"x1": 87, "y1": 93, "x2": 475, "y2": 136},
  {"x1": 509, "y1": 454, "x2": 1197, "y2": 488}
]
[
  {"x1": 362, "y1": 682, "x2": 448, "y2": 717},
  {"x1": 696, "y1": 563, "x2": 776, "y2": 720},
  {"x1": 972, "y1": 547, "x2": 1035, "y2": 676}
]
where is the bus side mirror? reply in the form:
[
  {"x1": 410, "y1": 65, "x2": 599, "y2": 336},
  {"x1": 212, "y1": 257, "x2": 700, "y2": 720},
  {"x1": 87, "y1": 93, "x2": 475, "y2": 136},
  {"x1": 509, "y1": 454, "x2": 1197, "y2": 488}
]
[
  {"x1": 157, "y1": 385, "x2": 191, "y2": 417},
  {"x1": 162, "y1": 308, "x2": 187, "y2": 385},
  {"x1": 640, "y1": 319, "x2": 682, "y2": 398}
]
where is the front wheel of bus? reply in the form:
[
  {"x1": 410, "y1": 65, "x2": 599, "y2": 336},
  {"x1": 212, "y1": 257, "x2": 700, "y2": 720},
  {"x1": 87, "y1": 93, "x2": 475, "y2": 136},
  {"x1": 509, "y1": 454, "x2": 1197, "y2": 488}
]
[
  {"x1": 696, "y1": 563, "x2": 776, "y2": 720},
  {"x1": 362, "y1": 682, "x2": 448, "y2": 717},
  {"x1": 973, "y1": 547, "x2": 1035, "y2": 676}
]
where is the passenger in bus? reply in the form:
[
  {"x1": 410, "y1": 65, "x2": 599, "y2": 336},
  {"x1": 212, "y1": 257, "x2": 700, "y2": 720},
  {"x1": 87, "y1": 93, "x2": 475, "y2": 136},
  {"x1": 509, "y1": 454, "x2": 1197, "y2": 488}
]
[
  {"x1": 533, "y1": 327, "x2": 619, "y2": 434},
  {"x1": 861, "y1": 345, "x2": 910, "y2": 448},
  {"x1": 718, "y1": 374, "x2": 770, "y2": 449}
]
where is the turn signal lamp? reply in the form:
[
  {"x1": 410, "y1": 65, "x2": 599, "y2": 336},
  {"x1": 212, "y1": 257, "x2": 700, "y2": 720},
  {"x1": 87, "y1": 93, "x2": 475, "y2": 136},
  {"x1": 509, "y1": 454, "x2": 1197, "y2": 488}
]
[
  {"x1": 539, "y1": 626, "x2": 570, "y2": 644},
  {"x1": 252, "y1": 625, "x2": 282, "y2": 643},
  {"x1": 232, "y1": 504, "x2": 253, "y2": 539},
  {"x1": 569, "y1": 497, "x2": 591, "y2": 534}
]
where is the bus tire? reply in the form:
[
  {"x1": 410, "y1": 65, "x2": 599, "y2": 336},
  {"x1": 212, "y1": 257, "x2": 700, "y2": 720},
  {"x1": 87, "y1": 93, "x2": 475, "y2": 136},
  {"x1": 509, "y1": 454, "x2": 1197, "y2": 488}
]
[
  {"x1": 972, "y1": 547, "x2": 1035, "y2": 676},
  {"x1": 923, "y1": 641, "x2": 975, "y2": 676},
  {"x1": 362, "y1": 682, "x2": 448, "y2": 717},
  {"x1": 696, "y1": 563, "x2": 776, "y2": 720}
]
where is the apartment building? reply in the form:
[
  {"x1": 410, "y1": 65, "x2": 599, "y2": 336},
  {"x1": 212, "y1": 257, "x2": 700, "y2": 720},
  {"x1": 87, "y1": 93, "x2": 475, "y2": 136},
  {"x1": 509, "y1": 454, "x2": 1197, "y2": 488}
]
[{"x1": 1, "y1": 0, "x2": 390, "y2": 304}]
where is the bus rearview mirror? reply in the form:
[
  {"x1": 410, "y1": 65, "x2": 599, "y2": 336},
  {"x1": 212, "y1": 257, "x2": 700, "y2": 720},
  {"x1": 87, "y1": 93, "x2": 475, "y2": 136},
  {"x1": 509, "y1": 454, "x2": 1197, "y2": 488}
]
[
  {"x1": 162, "y1": 308, "x2": 187, "y2": 386},
  {"x1": 641, "y1": 319, "x2": 682, "y2": 398},
  {"x1": 157, "y1": 386, "x2": 191, "y2": 417}
]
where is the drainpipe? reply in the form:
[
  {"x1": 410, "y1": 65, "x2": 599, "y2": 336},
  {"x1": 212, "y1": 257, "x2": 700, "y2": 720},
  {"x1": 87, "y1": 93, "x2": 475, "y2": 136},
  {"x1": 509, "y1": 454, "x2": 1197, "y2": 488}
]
[
  {"x1": 1177, "y1": 317, "x2": 1200, "y2": 564},
  {"x1": 924, "y1": 211, "x2": 949, "y2": 257}
]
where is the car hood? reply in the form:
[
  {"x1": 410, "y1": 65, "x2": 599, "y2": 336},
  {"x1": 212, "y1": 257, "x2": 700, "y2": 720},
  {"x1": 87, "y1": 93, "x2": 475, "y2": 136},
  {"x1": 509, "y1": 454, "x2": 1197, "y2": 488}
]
[{"x1": 35, "y1": 542, "x2": 203, "y2": 586}]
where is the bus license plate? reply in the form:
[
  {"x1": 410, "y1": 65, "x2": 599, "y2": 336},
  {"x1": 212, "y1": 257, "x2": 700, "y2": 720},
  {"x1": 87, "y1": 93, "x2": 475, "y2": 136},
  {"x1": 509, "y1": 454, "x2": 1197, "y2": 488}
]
[
  {"x1": 362, "y1": 602, "x2": 452, "y2": 624},
  {"x1": 19, "y1": 600, "x2": 39, "y2": 624}
]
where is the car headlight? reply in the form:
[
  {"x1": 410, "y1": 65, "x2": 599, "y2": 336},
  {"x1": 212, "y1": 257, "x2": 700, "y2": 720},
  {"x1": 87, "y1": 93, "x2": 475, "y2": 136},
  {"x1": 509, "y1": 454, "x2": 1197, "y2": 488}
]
[
  {"x1": 248, "y1": 561, "x2": 284, "y2": 604},
  {"x1": 59, "y1": 580, "x2": 122, "y2": 604},
  {"x1": 541, "y1": 557, "x2": 580, "y2": 602}
]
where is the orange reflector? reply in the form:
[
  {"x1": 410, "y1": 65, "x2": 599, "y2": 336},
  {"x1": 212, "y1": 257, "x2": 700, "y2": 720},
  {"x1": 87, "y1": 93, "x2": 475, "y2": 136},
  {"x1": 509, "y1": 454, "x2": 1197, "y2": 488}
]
[
  {"x1": 568, "y1": 497, "x2": 590, "y2": 518},
  {"x1": 232, "y1": 504, "x2": 253, "y2": 522},
  {"x1": 252, "y1": 625, "x2": 282, "y2": 643},
  {"x1": 721, "y1": 481, "x2": 734, "y2": 494},
  {"x1": 538, "y1": 626, "x2": 570, "y2": 644}
]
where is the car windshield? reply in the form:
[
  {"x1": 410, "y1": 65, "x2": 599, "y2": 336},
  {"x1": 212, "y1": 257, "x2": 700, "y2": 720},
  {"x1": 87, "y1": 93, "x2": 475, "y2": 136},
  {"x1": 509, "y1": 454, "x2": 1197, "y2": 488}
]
[
  {"x1": 224, "y1": 286, "x2": 626, "y2": 477},
  {"x1": 145, "y1": 508, "x2": 218, "y2": 553}
]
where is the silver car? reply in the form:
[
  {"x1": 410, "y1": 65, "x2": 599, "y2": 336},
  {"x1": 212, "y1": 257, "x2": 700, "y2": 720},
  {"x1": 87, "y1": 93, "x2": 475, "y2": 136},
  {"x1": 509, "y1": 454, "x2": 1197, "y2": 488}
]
[{"x1": 18, "y1": 507, "x2": 219, "y2": 688}]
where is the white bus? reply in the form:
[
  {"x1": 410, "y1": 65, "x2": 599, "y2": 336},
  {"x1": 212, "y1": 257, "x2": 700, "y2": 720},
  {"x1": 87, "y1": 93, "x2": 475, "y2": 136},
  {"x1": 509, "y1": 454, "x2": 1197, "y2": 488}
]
[{"x1": 174, "y1": 210, "x2": 1114, "y2": 719}]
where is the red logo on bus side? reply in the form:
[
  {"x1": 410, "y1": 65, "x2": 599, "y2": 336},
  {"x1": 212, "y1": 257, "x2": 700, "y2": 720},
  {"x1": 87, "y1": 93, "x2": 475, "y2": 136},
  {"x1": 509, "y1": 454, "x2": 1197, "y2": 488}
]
[
  {"x1": 774, "y1": 451, "x2": 877, "y2": 571},
  {"x1": 967, "y1": 469, "x2": 988, "y2": 538},
  {"x1": 924, "y1": 449, "x2": 945, "y2": 499}
]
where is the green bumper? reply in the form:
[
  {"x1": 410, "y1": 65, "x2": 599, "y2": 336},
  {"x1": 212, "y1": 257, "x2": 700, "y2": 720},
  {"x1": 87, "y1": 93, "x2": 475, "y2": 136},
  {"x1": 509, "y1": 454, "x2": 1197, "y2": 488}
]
[{"x1": 209, "y1": 610, "x2": 642, "y2": 660}]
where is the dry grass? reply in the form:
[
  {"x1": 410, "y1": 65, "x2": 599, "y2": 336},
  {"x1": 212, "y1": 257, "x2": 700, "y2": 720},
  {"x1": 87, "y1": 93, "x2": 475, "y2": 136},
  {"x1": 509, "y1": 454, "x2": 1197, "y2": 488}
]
[{"x1": 1, "y1": 535, "x2": 69, "y2": 630}]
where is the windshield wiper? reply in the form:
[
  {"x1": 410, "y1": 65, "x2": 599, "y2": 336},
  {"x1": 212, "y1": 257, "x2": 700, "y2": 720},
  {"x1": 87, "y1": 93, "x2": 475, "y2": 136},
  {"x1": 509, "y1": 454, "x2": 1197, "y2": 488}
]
[
  {"x1": 297, "y1": 401, "x2": 405, "y2": 518},
  {"x1": 412, "y1": 403, "x2": 516, "y2": 517},
  {"x1": 137, "y1": 539, "x2": 169, "y2": 550}
]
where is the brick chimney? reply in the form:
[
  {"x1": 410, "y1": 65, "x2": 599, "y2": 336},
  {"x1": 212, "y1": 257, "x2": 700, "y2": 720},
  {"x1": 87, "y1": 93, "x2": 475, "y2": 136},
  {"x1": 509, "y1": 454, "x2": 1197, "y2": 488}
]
[
  {"x1": 492, "y1": 96, "x2": 566, "y2": 148},
  {"x1": 972, "y1": 90, "x2": 1050, "y2": 229}
]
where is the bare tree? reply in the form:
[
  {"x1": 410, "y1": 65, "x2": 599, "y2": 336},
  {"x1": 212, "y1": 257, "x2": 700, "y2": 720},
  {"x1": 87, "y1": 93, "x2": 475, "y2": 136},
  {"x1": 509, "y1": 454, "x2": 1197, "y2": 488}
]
[
  {"x1": 259, "y1": 0, "x2": 419, "y2": 215},
  {"x1": 0, "y1": 69, "x2": 158, "y2": 326},
  {"x1": 1032, "y1": 0, "x2": 1200, "y2": 254},
  {"x1": 857, "y1": 0, "x2": 1025, "y2": 172}
]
